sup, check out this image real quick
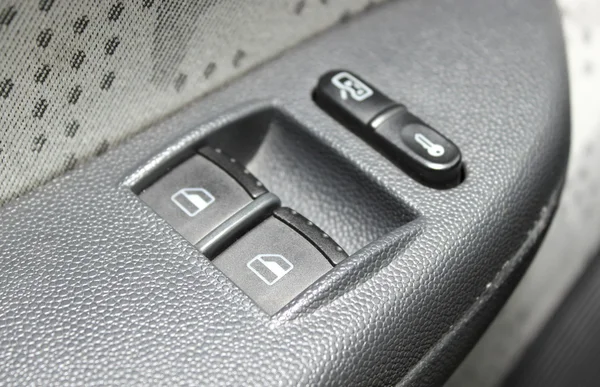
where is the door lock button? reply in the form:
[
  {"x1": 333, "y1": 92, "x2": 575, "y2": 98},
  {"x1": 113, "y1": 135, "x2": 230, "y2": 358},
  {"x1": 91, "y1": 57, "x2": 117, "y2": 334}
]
[{"x1": 373, "y1": 109, "x2": 462, "y2": 185}]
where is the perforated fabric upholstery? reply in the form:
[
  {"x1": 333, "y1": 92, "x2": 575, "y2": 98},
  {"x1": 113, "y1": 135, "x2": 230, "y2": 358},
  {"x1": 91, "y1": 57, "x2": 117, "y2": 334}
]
[{"x1": 0, "y1": 0, "x2": 384, "y2": 207}]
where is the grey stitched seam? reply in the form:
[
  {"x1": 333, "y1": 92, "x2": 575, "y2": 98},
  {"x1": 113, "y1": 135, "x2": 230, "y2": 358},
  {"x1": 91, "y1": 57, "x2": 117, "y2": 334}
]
[{"x1": 396, "y1": 179, "x2": 565, "y2": 387}]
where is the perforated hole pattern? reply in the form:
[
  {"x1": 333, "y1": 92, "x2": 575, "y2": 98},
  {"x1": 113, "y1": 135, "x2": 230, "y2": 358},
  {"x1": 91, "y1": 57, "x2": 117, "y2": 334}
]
[{"x1": 0, "y1": 0, "x2": 385, "y2": 207}]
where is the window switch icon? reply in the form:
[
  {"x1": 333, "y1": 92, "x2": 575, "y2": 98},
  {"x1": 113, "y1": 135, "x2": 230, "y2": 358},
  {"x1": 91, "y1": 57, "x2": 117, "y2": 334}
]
[
  {"x1": 171, "y1": 188, "x2": 216, "y2": 217},
  {"x1": 212, "y1": 217, "x2": 334, "y2": 314},
  {"x1": 247, "y1": 254, "x2": 294, "y2": 285},
  {"x1": 139, "y1": 154, "x2": 253, "y2": 245}
]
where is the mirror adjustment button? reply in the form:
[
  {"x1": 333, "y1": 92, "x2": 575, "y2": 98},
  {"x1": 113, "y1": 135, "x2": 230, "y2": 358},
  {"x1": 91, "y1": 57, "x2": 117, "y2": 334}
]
[
  {"x1": 314, "y1": 70, "x2": 398, "y2": 128},
  {"x1": 212, "y1": 216, "x2": 333, "y2": 315},
  {"x1": 139, "y1": 154, "x2": 253, "y2": 244},
  {"x1": 374, "y1": 110, "x2": 462, "y2": 185}
]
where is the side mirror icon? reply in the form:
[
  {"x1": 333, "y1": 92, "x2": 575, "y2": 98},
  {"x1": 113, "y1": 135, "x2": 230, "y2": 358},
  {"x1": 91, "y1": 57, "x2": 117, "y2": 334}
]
[{"x1": 331, "y1": 71, "x2": 374, "y2": 102}]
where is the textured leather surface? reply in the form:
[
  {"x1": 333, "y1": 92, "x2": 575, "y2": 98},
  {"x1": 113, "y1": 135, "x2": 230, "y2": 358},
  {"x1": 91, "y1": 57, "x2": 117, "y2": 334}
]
[
  {"x1": 0, "y1": 0, "x2": 569, "y2": 386},
  {"x1": 446, "y1": 1, "x2": 600, "y2": 383}
]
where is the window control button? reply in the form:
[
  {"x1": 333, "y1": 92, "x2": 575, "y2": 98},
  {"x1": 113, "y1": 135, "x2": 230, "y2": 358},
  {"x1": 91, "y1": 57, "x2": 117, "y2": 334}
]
[
  {"x1": 139, "y1": 154, "x2": 253, "y2": 245},
  {"x1": 314, "y1": 70, "x2": 399, "y2": 128},
  {"x1": 212, "y1": 216, "x2": 334, "y2": 315}
]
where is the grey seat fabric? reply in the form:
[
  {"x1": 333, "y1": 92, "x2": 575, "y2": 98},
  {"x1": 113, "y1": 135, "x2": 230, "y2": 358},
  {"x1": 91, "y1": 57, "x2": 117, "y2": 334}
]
[{"x1": 0, "y1": 0, "x2": 384, "y2": 207}]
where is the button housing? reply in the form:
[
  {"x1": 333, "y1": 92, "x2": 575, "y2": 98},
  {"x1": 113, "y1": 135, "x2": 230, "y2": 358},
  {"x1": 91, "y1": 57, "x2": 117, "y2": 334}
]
[
  {"x1": 198, "y1": 146, "x2": 268, "y2": 199},
  {"x1": 274, "y1": 207, "x2": 348, "y2": 265},
  {"x1": 314, "y1": 70, "x2": 463, "y2": 187},
  {"x1": 196, "y1": 193, "x2": 281, "y2": 258}
]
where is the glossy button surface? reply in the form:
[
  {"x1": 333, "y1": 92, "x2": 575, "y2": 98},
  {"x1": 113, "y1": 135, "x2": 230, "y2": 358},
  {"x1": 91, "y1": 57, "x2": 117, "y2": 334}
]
[
  {"x1": 314, "y1": 70, "x2": 398, "y2": 128},
  {"x1": 375, "y1": 110, "x2": 462, "y2": 185},
  {"x1": 139, "y1": 155, "x2": 253, "y2": 244},
  {"x1": 213, "y1": 217, "x2": 333, "y2": 315}
]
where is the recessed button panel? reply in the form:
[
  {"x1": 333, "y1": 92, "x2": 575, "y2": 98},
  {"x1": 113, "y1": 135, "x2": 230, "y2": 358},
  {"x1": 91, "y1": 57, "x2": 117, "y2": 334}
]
[
  {"x1": 212, "y1": 216, "x2": 334, "y2": 315},
  {"x1": 138, "y1": 145, "x2": 349, "y2": 313},
  {"x1": 139, "y1": 154, "x2": 253, "y2": 244}
]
